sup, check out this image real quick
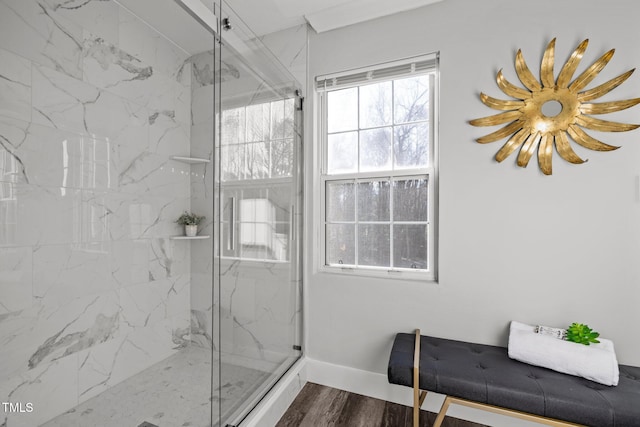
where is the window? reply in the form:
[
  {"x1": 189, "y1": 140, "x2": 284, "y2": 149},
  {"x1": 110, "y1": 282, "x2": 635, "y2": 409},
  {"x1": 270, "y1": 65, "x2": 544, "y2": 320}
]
[
  {"x1": 317, "y1": 54, "x2": 438, "y2": 280},
  {"x1": 220, "y1": 98, "x2": 296, "y2": 262}
]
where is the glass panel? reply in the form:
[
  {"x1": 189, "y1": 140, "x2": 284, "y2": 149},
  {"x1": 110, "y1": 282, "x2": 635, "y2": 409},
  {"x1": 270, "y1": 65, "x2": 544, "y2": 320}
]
[
  {"x1": 221, "y1": 143, "x2": 245, "y2": 180},
  {"x1": 328, "y1": 87, "x2": 358, "y2": 133},
  {"x1": 326, "y1": 224, "x2": 355, "y2": 265},
  {"x1": 246, "y1": 103, "x2": 270, "y2": 142},
  {"x1": 359, "y1": 81, "x2": 392, "y2": 128},
  {"x1": 393, "y1": 123, "x2": 429, "y2": 169},
  {"x1": 216, "y1": 5, "x2": 304, "y2": 425},
  {"x1": 327, "y1": 131, "x2": 358, "y2": 174},
  {"x1": 271, "y1": 99, "x2": 286, "y2": 139},
  {"x1": 393, "y1": 178, "x2": 429, "y2": 221},
  {"x1": 358, "y1": 224, "x2": 390, "y2": 267},
  {"x1": 394, "y1": 75, "x2": 430, "y2": 124},
  {"x1": 394, "y1": 224, "x2": 428, "y2": 269},
  {"x1": 271, "y1": 139, "x2": 293, "y2": 177},
  {"x1": 357, "y1": 180, "x2": 390, "y2": 221},
  {"x1": 222, "y1": 107, "x2": 245, "y2": 145},
  {"x1": 326, "y1": 182, "x2": 355, "y2": 222},
  {"x1": 360, "y1": 127, "x2": 391, "y2": 171},
  {"x1": 246, "y1": 142, "x2": 269, "y2": 179}
]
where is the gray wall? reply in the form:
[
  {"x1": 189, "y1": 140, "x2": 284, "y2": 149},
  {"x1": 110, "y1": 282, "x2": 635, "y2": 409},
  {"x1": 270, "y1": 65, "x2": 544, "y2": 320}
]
[{"x1": 305, "y1": 0, "x2": 640, "y2": 375}]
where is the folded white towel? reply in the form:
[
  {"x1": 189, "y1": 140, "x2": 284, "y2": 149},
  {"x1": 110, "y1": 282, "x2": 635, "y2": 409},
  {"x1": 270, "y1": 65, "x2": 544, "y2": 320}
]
[{"x1": 508, "y1": 321, "x2": 619, "y2": 386}]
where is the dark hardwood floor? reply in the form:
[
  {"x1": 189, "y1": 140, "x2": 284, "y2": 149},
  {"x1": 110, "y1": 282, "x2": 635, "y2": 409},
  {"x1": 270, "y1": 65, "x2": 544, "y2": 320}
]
[{"x1": 276, "y1": 382, "x2": 487, "y2": 427}]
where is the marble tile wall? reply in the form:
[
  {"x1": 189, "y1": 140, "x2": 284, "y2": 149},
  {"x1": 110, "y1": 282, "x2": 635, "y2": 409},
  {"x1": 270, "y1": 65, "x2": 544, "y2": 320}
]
[{"x1": 0, "y1": 0, "x2": 193, "y2": 425}]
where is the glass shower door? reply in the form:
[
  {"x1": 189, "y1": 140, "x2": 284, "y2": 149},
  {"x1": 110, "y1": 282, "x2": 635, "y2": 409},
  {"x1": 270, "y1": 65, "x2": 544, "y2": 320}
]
[{"x1": 214, "y1": 4, "x2": 303, "y2": 425}]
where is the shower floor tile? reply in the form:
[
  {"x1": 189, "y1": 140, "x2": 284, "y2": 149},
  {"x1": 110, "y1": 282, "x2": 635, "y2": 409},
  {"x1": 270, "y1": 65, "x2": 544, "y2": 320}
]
[{"x1": 41, "y1": 346, "x2": 270, "y2": 427}]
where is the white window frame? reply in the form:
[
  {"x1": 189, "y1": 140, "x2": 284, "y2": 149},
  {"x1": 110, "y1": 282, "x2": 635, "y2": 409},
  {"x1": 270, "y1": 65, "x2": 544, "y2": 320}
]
[{"x1": 316, "y1": 53, "x2": 439, "y2": 282}]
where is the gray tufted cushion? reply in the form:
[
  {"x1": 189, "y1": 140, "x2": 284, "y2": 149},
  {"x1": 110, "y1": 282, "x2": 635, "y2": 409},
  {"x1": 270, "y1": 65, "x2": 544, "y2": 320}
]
[{"x1": 388, "y1": 333, "x2": 640, "y2": 427}]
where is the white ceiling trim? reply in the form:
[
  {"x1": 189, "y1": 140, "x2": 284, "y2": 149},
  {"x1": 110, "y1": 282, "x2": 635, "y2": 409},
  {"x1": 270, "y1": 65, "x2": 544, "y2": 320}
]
[
  {"x1": 305, "y1": 0, "x2": 443, "y2": 33},
  {"x1": 305, "y1": 0, "x2": 445, "y2": 33}
]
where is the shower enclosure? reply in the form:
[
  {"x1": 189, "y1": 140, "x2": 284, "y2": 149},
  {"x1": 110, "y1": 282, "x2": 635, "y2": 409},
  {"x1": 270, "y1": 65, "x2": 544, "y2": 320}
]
[{"x1": 0, "y1": 0, "x2": 303, "y2": 426}]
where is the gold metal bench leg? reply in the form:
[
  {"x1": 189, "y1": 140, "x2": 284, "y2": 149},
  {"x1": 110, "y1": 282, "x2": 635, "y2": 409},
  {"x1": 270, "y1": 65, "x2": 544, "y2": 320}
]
[
  {"x1": 413, "y1": 329, "x2": 421, "y2": 427},
  {"x1": 433, "y1": 396, "x2": 452, "y2": 427}
]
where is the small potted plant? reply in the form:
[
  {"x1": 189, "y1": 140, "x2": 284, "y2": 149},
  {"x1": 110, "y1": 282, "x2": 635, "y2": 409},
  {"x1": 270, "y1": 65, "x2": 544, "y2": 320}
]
[{"x1": 176, "y1": 211, "x2": 205, "y2": 237}]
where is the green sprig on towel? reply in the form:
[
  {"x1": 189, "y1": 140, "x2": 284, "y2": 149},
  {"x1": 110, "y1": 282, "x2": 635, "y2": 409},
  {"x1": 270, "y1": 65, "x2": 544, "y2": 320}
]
[{"x1": 566, "y1": 323, "x2": 600, "y2": 346}]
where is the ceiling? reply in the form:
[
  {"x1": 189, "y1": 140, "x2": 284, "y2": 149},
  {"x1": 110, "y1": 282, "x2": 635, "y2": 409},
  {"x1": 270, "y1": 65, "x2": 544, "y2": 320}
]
[
  {"x1": 225, "y1": 0, "x2": 445, "y2": 36},
  {"x1": 114, "y1": 0, "x2": 446, "y2": 55}
]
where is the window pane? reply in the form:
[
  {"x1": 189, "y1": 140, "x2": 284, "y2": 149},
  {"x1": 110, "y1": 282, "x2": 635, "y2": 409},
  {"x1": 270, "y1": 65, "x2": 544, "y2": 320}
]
[
  {"x1": 360, "y1": 127, "x2": 391, "y2": 172},
  {"x1": 393, "y1": 178, "x2": 428, "y2": 221},
  {"x1": 326, "y1": 182, "x2": 355, "y2": 222},
  {"x1": 358, "y1": 180, "x2": 390, "y2": 221},
  {"x1": 358, "y1": 224, "x2": 390, "y2": 267},
  {"x1": 271, "y1": 100, "x2": 286, "y2": 139},
  {"x1": 394, "y1": 75, "x2": 429, "y2": 124},
  {"x1": 393, "y1": 224, "x2": 427, "y2": 269},
  {"x1": 246, "y1": 103, "x2": 270, "y2": 142},
  {"x1": 246, "y1": 142, "x2": 269, "y2": 179},
  {"x1": 360, "y1": 81, "x2": 392, "y2": 128},
  {"x1": 328, "y1": 87, "x2": 358, "y2": 133},
  {"x1": 326, "y1": 224, "x2": 355, "y2": 265},
  {"x1": 221, "y1": 107, "x2": 245, "y2": 145},
  {"x1": 271, "y1": 139, "x2": 293, "y2": 177},
  {"x1": 327, "y1": 132, "x2": 358, "y2": 174},
  {"x1": 221, "y1": 144, "x2": 244, "y2": 181},
  {"x1": 393, "y1": 123, "x2": 429, "y2": 169}
]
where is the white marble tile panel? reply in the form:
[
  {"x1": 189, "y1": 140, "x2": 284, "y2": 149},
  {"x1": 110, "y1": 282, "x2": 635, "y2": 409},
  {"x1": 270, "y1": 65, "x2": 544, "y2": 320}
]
[
  {"x1": 0, "y1": 309, "x2": 35, "y2": 382},
  {"x1": 190, "y1": 308, "x2": 213, "y2": 349},
  {"x1": 0, "y1": 117, "x2": 115, "y2": 189},
  {"x1": 191, "y1": 84, "x2": 214, "y2": 125},
  {"x1": 0, "y1": 183, "x2": 82, "y2": 247},
  {"x1": 118, "y1": 8, "x2": 189, "y2": 81},
  {"x1": 0, "y1": 352, "x2": 78, "y2": 427},
  {"x1": 0, "y1": 0, "x2": 83, "y2": 79},
  {"x1": 119, "y1": 275, "x2": 189, "y2": 329},
  {"x1": 189, "y1": 50, "x2": 215, "y2": 89},
  {"x1": 78, "y1": 316, "x2": 182, "y2": 402},
  {"x1": 148, "y1": 110, "x2": 189, "y2": 157},
  {"x1": 190, "y1": 273, "x2": 213, "y2": 312},
  {"x1": 83, "y1": 191, "x2": 188, "y2": 241},
  {"x1": 76, "y1": 334, "x2": 126, "y2": 403},
  {"x1": 110, "y1": 239, "x2": 149, "y2": 287},
  {"x1": 83, "y1": 34, "x2": 178, "y2": 113},
  {"x1": 174, "y1": 66, "x2": 192, "y2": 125},
  {"x1": 0, "y1": 116, "x2": 30, "y2": 184},
  {"x1": 45, "y1": 0, "x2": 120, "y2": 46},
  {"x1": 117, "y1": 8, "x2": 156, "y2": 71},
  {"x1": 30, "y1": 290, "x2": 121, "y2": 369},
  {"x1": 0, "y1": 247, "x2": 33, "y2": 315},
  {"x1": 32, "y1": 64, "x2": 148, "y2": 142},
  {"x1": 155, "y1": 35, "x2": 190, "y2": 83},
  {"x1": 32, "y1": 242, "x2": 115, "y2": 307},
  {"x1": 118, "y1": 150, "x2": 191, "y2": 196},
  {"x1": 149, "y1": 238, "x2": 189, "y2": 281},
  {"x1": 0, "y1": 48, "x2": 32, "y2": 123},
  {"x1": 0, "y1": 289, "x2": 120, "y2": 383}
]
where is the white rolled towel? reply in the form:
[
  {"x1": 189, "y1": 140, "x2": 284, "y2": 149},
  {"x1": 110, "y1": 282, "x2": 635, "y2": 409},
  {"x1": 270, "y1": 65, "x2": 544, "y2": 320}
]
[{"x1": 508, "y1": 321, "x2": 619, "y2": 386}]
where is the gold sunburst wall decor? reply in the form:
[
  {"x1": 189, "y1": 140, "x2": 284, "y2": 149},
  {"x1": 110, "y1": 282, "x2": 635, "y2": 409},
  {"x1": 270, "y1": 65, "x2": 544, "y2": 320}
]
[{"x1": 470, "y1": 38, "x2": 640, "y2": 175}]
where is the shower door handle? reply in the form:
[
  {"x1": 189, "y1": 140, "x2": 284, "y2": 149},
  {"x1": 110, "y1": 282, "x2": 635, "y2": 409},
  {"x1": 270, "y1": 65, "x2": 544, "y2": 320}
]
[{"x1": 228, "y1": 197, "x2": 236, "y2": 251}]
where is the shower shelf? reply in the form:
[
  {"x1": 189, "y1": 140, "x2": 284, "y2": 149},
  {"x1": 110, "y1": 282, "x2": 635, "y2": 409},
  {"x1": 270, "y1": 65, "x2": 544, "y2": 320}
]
[
  {"x1": 170, "y1": 156, "x2": 210, "y2": 164},
  {"x1": 170, "y1": 235, "x2": 210, "y2": 240}
]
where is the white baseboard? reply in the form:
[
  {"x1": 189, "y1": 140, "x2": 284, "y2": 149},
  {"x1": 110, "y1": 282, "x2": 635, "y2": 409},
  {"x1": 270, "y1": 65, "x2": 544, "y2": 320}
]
[{"x1": 305, "y1": 357, "x2": 546, "y2": 427}]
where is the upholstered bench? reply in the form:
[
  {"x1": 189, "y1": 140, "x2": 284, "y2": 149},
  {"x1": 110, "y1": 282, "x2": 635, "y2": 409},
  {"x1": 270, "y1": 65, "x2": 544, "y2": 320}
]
[{"x1": 388, "y1": 330, "x2": 640, "y2": 427}]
